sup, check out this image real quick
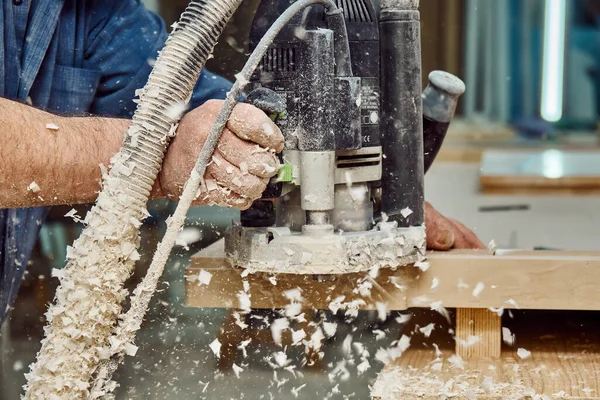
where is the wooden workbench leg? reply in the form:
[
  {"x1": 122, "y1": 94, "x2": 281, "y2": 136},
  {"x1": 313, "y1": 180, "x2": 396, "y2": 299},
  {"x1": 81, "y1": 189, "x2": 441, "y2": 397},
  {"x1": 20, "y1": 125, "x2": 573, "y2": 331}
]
[
  {"x1": 217, "y1": 309, "x2": 246, "y2": 372},
  {"x1": 455, "y1": 308, "x2": 501, "y2": 359}
]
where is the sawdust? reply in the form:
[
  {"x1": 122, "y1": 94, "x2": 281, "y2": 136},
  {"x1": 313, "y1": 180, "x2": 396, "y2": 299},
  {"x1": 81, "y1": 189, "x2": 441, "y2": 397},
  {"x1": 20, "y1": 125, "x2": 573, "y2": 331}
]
[
  {"x1": 370, "y1": 362, "x2": 538, "y2": 400},
  {"x1": 233, "y1": 225, "x2": 426, "y2": 275},
  {"x1": 23, "y1": 148, "x2": 147, "y2": 399}
]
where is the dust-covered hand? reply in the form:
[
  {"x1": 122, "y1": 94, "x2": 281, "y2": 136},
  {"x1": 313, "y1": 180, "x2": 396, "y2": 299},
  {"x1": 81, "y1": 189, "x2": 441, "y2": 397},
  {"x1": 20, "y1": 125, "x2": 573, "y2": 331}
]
[
  {"x1": 425, "y1": 202, "x2": 485, "y2": 250},
  {"x1": 158, "y1": 100, "x2": 285, "y2": 209}
]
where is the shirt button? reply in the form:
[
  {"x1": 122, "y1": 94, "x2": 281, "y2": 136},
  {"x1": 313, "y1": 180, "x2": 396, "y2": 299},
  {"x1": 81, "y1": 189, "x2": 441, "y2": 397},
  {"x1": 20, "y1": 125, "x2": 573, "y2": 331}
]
[{"x1": 13, "y1": 0, "x2": 23, "y2": 5}]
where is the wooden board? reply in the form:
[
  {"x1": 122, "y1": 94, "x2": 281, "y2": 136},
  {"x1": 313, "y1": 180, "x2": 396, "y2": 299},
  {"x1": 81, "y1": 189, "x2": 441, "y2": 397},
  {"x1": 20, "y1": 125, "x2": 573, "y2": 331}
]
[
  {"x1": 371, "y1": 311, "x2": 600, "y2": 399},
  {"x1": 185, "y1": 240, "x2": 600, "y2": 312},
  {"x1": 480, "y1": 149, "x2": 600, "y2": 194}
]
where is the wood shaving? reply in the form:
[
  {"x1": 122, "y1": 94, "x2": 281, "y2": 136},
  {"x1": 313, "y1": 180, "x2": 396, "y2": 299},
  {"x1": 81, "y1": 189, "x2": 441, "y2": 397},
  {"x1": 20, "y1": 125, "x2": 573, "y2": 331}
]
[
  {"x1": 322, "y1": 322, "x2": 337, "y2": 338},
  {"x1": 196, "y1": 269, "x2": 212, "y2": 286},
  {"x1": 400, "y1": 207, "x2": 413, "y2": 218},
  {"x1": 27, "y1": 181, "x2": 41, "y2": 193},
  {"x1": 209, "y1": 339, "x2": 221, "y2": 358},
  {"x1": 472, "y1": 282, "x2": 485, "y2": 297},
  {"x1": 419, "y1": 323, "x2": 435, "y2": 338},
  {"x1": 232, "y1": 363, "x2": 243, "y2": 378},
  {"x1": 517, "y1": 348, "x2": 531, "y2": 360},
  {"x1": 415, "y1": 260, "x2": 430, "y2": 272}
]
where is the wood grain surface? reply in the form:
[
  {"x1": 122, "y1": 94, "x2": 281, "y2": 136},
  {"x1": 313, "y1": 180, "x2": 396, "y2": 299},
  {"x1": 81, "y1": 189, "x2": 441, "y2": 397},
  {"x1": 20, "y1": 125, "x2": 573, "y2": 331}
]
[
  {"x1": 371, "y1": 311, "x2": 600, "y2": 399},
  {"x1": 186, "y1": 241, "x2": 600, "y2": 312}
]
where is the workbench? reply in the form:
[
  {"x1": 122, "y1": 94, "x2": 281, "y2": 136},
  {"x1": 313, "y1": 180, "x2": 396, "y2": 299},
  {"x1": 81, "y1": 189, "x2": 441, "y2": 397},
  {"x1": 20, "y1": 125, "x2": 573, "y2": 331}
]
[{"x1": 185, "y1": 240, "x2": 600, "y2": 399}]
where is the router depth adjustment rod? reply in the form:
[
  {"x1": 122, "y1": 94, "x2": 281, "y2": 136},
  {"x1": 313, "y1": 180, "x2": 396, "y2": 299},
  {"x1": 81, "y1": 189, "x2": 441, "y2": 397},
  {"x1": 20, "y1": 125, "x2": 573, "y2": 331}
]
[{"x1": 380, "y1": 0, "x2": 424, "y2": 227}]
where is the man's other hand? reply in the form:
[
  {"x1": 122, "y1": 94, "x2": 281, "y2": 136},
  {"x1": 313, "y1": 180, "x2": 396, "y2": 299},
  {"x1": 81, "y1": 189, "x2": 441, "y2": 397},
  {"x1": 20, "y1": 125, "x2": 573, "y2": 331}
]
[
  {"x1": 425, "y1": 202, "x2": 485, "y2": 250},
  {"x1": 159, "y1": 100, "x2": 285, "y2": 209}
]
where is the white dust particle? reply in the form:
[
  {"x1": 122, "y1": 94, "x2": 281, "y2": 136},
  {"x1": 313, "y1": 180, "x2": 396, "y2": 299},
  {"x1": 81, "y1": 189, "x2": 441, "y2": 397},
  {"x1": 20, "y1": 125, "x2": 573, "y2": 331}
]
[
  {"x1": 13, "y1": 360, "x2": 23, "y2": 371},
  {"x1": 165, "y1": 101, "x2": 188, "y2": 120},
  {"x1": 285, "y1": 303, "x2": 302, "y2": 318},
  {"x1": 271, "y1": 318, "x2": 289, "y2": 346},
  {"x1": 553, "y1": 391, "x2": 567, "y2": 398},
  {"x1": 398, "y1": 335, "x2": 411, "y2": 352},
  {"x1": 502, "y1": 327, "x2": 515, "y2": 346},
  {"x1": 211, "y1": 156, "x2": 222, "y2": 166},
  {"x1": 583, "y1": 388, "x2": 594, "y2": 394},
  {"x1": 430, "y1": 300, "x2": 443, "y2": 311},
  {"x1": 400, "y1": 207, "x2": 413, "y2": 218},
  {"x1": 238, "y1": 339, "x2": 251, "y2": 358},
  {"x1": 419, "y1": 323, "x2": 435, "y2": 338},
  {"x1": 240, "y1": 269, "x2": 250, "y2": 278},
  {"x1": 124, "y1": 343, "x2": 138, "y2": 357},
  {"x1": 237, "y1": 291, "x2": 251, "y2": 311},
  {"x1": 373, "y1": 329, "x2": 386, "y2": 341},
  {"x1": 328, "y1": 296, "x2": 345, "y2": 314},
  {"x1": 430, "y1": 300, "x2": 451, "y2": 323},
  {"x1": 273, "y1": 351, "x2": 288, "y2": 367},
  {"x1": 472, "y1": 282, "x2": 485, "y2": 297},
  {"x1": 232, "y1": 363, "x2": 243, "y2": 378},
  {"x1": 457, "y1": 279, "x2": 469, "y2": 289},
  {"x1": 307, "y1": 328, "x2": 325, "y2": 351},
  {"x1": 323, "y1": 322, "x2": 337, "y2": 338},
  {"x1": 380, "y1": 212, "x2": 389, "y2": 222},
  {"x1": 488, "y1": 239, "x2": 497, "y2": 251},
  {"x1": 209, "y1": 339, "x2": 221, "y2": 358},
  {"x1": 430, "y1": 277, "x2": 439, "y2": 291},
  {"x1": 268, "y1": 276, "x2": 277, "y2": 285},
  {"x1": 357, "y1": 359, "x2": 370, "y2": 374},
  {"x1": 27, "y1": 182, "x2": 41, "y2": 193},
  {"x1": 239, "y1": 162, "x2": 249, "y2": 175},
  {"x1": 415, "y1": 260, "x2": 430, "y2": 271},
  {"x1": 262, "y1": 163, "x2": 277, "y2": 174},
  {"x1": 175, "y1": 227, "x2": 203, "y2": 249},
  {"x1": 396, "y1": 314, "x2": 412, "y2": 324},
  {"x1": 64, "y1": 208, "x2": 81, "y2": 223},
  {"x1": 448, "y1": 354, "x2": 465, "y2": 370},
  {"x1": 506, "y1": 298, "x2": 520, "y2": 309},
  {"x1": 46, "y1": 122, "x2": 59, "y2": 131},
  {"x1": 342, "y1": 335, "x2": 353, "y2": 355},
  {"x1": 517, "y1": 348, "x2": 531, "y2": 359},
  {"x1": 196, "y1": 269, "x2": 212, "y2": 286},
  {"x1": 291, "y1": 383, "x2": 307, "y2": 398},
  {"x1": 284, "y1": 288, "x2": 303, "y2": 302},
  {"x1": 376, "y1": 302, "x2": 388, "y2": 321},
  {"x1": 291, "y1": 329, "x2": 306, "y2": 345},
  {"x1": 456, "y1": 335, "x2": 481, "y2": 347},
  {"x1": 489, "y1": 307, "x2": 504, "y2": 316}
]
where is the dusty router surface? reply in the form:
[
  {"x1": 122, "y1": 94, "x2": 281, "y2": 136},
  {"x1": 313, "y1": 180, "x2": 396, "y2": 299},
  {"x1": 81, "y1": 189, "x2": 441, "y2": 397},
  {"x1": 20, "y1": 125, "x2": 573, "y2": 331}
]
[{"x1": 224, "y1": 222, "x2": 426, "y2": 274}]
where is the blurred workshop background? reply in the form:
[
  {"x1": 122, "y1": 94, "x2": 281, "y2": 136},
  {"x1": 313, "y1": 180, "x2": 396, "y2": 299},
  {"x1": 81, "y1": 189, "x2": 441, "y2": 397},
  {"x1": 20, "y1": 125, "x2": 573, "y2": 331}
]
[{"x1": 3, "y1": 0, "x2": 600, "y2": 399}]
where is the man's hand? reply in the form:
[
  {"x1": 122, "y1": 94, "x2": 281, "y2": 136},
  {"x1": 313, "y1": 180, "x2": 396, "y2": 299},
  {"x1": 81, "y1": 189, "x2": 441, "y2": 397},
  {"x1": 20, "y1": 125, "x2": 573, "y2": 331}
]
[
  {"x1": 425, "y1": 202, "x2": 485, "y2": 250},
  {"x1": 158, "y1": 100, "x2": 285, "y2": 210}
]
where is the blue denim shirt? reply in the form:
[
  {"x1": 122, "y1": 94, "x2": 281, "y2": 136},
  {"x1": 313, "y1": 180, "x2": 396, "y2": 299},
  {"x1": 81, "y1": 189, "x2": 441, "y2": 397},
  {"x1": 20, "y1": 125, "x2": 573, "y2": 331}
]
[{"x1": 0, "y1": 0, "x2": 233, "y2": 323}]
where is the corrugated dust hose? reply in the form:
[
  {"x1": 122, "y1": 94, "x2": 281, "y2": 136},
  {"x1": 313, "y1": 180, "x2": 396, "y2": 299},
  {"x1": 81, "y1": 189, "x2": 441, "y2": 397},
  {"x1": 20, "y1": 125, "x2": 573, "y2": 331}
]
[{"x1": 23, "y1": 1, "x2": 242, "y2": 398}]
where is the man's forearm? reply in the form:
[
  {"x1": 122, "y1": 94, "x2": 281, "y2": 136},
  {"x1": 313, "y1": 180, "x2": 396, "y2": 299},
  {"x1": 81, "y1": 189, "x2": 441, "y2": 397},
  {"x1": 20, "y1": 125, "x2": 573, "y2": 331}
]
[{"x1": 0, "y1": 98, "x2": 131, "y2": 208}]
